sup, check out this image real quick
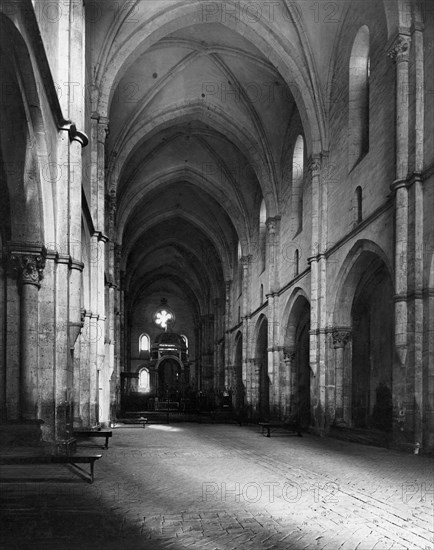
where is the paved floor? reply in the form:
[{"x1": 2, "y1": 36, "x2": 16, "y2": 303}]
[{"x1": 0, "y1": 423, "x2": 433, "y2": 550}]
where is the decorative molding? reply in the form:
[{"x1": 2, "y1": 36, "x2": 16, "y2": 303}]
[
  {"x1": 60, "y1": 123, "x2": 89, "y2": 148},
  {"x1": 246, "y1": 299, "x2": 269, "y2": 320},
  {"x1": 390, "y1": 178, "x2": 408, "y2": 193},
  {"x1": 56, "y1": 254, "x2": 70, "y2": 265},
  {"x1": 69, "y1": 258, "x2": 85, "y2": 272}
]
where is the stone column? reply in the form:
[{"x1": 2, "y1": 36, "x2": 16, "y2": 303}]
[
  {"x1": 224, "y1": 280, "x2": 232, "y2": 387},
  {"x1": 283, "y1": 349, "x2": 296, "y2": 419},
  {"x1": 308, "y1": 157, "x2": 324, "y2": 431},
  {"x1": 241, "y1": 256, "x2": 251, "y2": 411},
  {"x1": 308, "y1": 157, "x2": 321, "y2": 377},
  {"x1": 409, "y1": 20, "x2": 424, "y2": 448},
  {"x1": 332, "y1": 329, "x2": 351, "y2": 426},
  {"x1": 0, "y1": 240, "x2": 5, "y2": 421},
  {"x1": 266, "y1": 218, "x2": 280, "y2": 414},
  {"x1": 266, "y1": 217, "x2": 278, "y2": 293},
  {"x1": 9, "y1": 245, "x2": 46, "y2": 420},
  {"x1": 388, "y1": 34, "x2": 411, "y2": 368}
]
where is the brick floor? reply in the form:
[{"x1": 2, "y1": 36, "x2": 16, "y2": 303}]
[{"x1": 0, "y1": 424, "x2": 433, "y2": 549}]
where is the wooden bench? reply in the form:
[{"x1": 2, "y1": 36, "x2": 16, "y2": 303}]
[
  {"x1": 259, "y1": 422, "x2": 302, "y2": 438},
  {"x1": 73, "y1": 430, "x2": 113, "y2": 449},
  {"x1": 123, "y1": 413, "x2": 148, "y2": 428},
  {"x1": 155, "y1": 401, "x2": 179, "y2": 411},
  {"x1": 0, "y1": 454, "x2": 102, "y2": 483}
]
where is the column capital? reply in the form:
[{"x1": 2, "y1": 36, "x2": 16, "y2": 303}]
[
  {"x1": 308, "y1": 156, "x2": 321, "y2": 175},
  {"x1": 332, "y1": 329, "x2": 351, "y2": 349},
  {"x1": 387, "y1": 34, "x2": 411, "y2": 62},
  {"x1": 283, "y1": 347, "x2": 296, "y2": 363},
  {"x1": 7, "y1": 243, "x2": 46, "y2": 288},
  {"x1": 240, "y1": 255, "x2": 251, "y2": 268},
  {"x1": 98, "y1": 116, "x2": 110, "y2": 140},
  {"x1": 266, "y1": 216, "x2": 280, "y2": 234},
  {"x1": 225, "y1": 279, "x2": 232, "y2": 296},
  {"x1": 108, "y1": 189, "x2": 117, "y2": 225}
]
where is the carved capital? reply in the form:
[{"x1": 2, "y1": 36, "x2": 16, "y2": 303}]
[
  {"x1": 8, "y1": 244, "x2": 46, "y2": 288},
  {"x1": 332, "y1": 330, "x2": 351, "y2": 349},
  {"x1": 266, "y1": 217, "x2": 278, "y2": 235},
  {"x1": 388, "y1": 35, "x2": 411, "y2": 62},
  {"x1": 241, "y1": 255, "x2": 251, "y2": 270},
  {"x1": 225, "y1": 280, "x2": 232, "y2": 300},
  {"x1": 283, "y1": 348, "x2": 296, "y2": 363},
  {"x1": 98, "y1": 116, "x2": 110, "y2": 140},
  {"x1": 309, "y1": 157, "x2": 321, "y2": 175},
  {"x1": 108, "y1": 189, "x2": 117, "y2": 224}
]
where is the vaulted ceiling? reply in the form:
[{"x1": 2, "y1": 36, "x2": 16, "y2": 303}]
[{"x1": 96, "y1": 18, "x2": 301, "y2": 322}]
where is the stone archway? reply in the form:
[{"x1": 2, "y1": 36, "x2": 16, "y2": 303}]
[
  {"x1": 333, "y1": 242, "x2": 394, "y2": 431},
  {"x1": 284, "y1": 294, "x2": 311, "y2": 429},
  {"x1": 256, "y1": 317, "x2": 269, "y2": 419},
  {"x1": 351, "y1": 263, "x2": 394, "y2": 430}
]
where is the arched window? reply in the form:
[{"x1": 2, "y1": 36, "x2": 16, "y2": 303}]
[
  {"x1": 260, "y1": 283, "x2": 264, "y2": 303},
  {"x1": 354, "y1": 186, "x2": 363, "y2": 224},
  {"x1": 259, "y1": 199, "x2": 267, "y2": 271},
  {"x1": 291, "y1": 135, "x2": 304, "y2": 235},
  {"x1": 238, "y1": 240, "x2": 243, "y2": 290},
  {"x1": 138, "y1": 368, "x2": 150, "y2": 392},
  {"x1": 139, "y1": 333, "x2": 150, "y2": 352},
  {"x1": 349, "y1": 26, "x2": 370, "y2": 169},
  {"x1": 181, "y1": 334, "x2": 189, "y2": 350},
  {"x1": 294, "y1": 249, "x2": 299, "y2": 278}
]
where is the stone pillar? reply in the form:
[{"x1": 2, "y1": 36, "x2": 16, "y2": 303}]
[
  {"x1": 266, "y1": 217, "x2": 279, "y2": 293},
  {"x1": 9, "y1": 245, "x2": 46, "y2": 420},
  {"x1": 318, "y1": 154, "x2": 329, "y2": 428},
  {"x1": 409, "y1": 20, "x2": 424, "y2": 448},
  {"x1": 308, "y1": 158, "x2": 321, "y2": 376},
  {"x1": 283, "y1": 349, "x2": 296, "y2": 419},
  {"x1": 388, "y1": 34, "x2": 411, "y2": 368},
  {"x1": 241, "y1": 256, "x2": 250, "y2": 410},
  {"x1": 388, "y1": 34, "x2": 412, "y2": 442},
  {"x1": 224, "y1": 280, "x2": 232, "y2": 387},
  {"x1": 0, "y1": 240, "x2": 5, "y2": 421},
  {"x1": 332, "y1": 329, "x2": 351, "y2": 426},
  {"x1": 308, "y1": 157, "x2": 322, "y2": 430},
  {"x1": 266, "y1": 218, "x2": 280, "y2": 414}
]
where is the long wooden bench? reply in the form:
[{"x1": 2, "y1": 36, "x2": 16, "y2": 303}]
[
  {"x1": 0, "y1": 454, "x2": 102, "y2": 483},
  {"x1": 259, "y1": 421, "x2": 302, "y2": 438},
  {"x1": 73, "y1": 430, "x2": 113, "y2": 449},
  {"x1": 123, "y1": 412, "x2": 148, "y2": 427},
  {"x1": 155, "y1": 401, "x2": 179, "y2": 411}
]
